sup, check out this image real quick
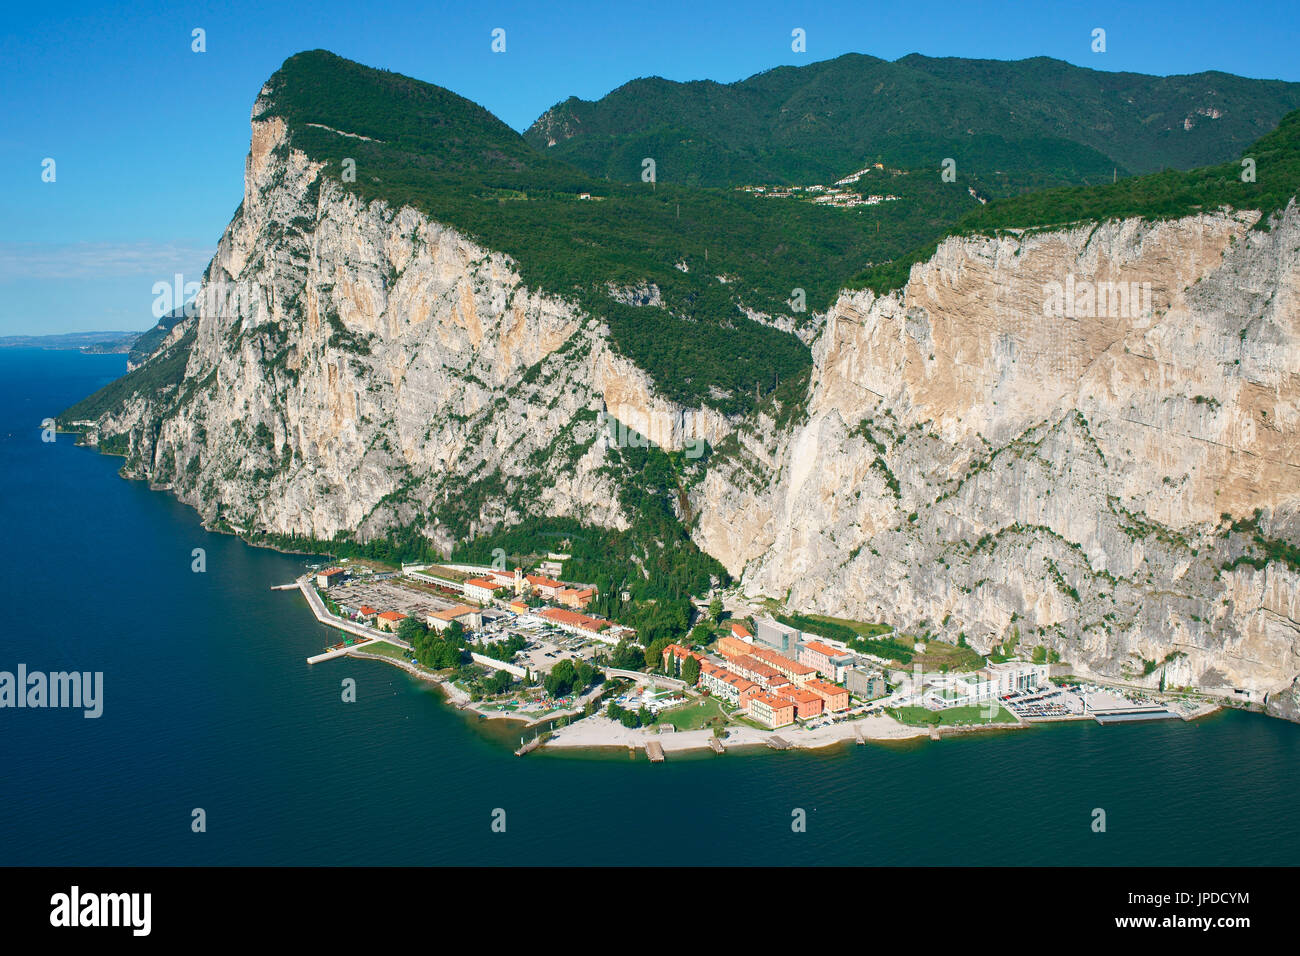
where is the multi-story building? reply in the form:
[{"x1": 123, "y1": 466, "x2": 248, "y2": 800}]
[
  {"x1": 717, "y1": 634, "x2": 752, "y2": 659},
  {"x1": 524, "y1": 574, "x2": 565, "y2": 599},
  {"x1": 375, "y1": 611, "x2": 407, "y2": 632},
  {"x1": 698, "y1": 661, "x2": 757, "y2": 706},
  {"x1": 537, "y1": 607, "x2": 616, "y2": 643},
  {"x1": 729, "y1": 621, "x2": 753, "y2": 641},
  {"x1": 426, "y1": 605, "x2": 482, "y2": 633},
  {"x1": 463, "y1": 578, "x2": 503, "y2": 604},
  {"x1": 748, "y1": 693, "x2": 795, "y2": 729},
  {"x1": 747, "y1": 646, "x2": 817, "y2": 686},
  {"x1": 799, "y1": 640, "x2": 857, "y2": 681},
  {"x1": 776, "y1": 684, "x2": 824, "y2": 720},
  {"x1": 804, "y1": 679, "x2": 850, "y2": 712},
  {"x1": 555, "y1": 587, "x2": 596, "y2": 609},
  {"x1": 725, "y1": 654, "x2": 789, "y2": 693},
  {"x1": 662, "y1": 643, "x2": 702, "y2": 676},
  {"x1": 316, "y1": 567, "x2": 347, "y2": 588},
  {"x1": 754, "y1": 616, "x2": 802, "y2": 656},
  {"x1": 844, "y1": 667, "x2": 887, "y2": 701},
  {"x1": 976, "y1": 661, "x2": 1051, "y2": 698}
]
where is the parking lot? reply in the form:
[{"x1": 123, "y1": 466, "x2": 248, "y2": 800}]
[{"x1": 328, "y1": 578, "x2": 458, "y2": 620}]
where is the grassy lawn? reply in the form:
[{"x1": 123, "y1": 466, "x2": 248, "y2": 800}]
[
  {"x1": 657, "y1": 695, "x2": 732, "y2": 732},
  {"x1": 354, "y1": 640, "x2": 411, "y2": 660},
  {"x1": 889, "y1": 704, "x2": 1018, "y2": 726}
]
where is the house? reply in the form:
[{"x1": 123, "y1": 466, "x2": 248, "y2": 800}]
[
  {"x1": 463, "y1": 578, "x2": 503, "y2": 604},
  {"x1": 799, "y1": 640, "x2": 856, "y2": 681},
  {"x1": 375, "y1": 611, "x2": 407, "y2": 632},
  {"x1": 316, "y1": 568, "x2": 347, "y2": 589},
  {"x1": 775, "y1": 684, "x2": 824, "y2": 720},
  {"x1": 748, "y1": 693, "x2": 795, "y2": 729},
  {"x1": 804, "y1": 679, "x2": 850, "y2": 712},
  {"x1": 357, "y1": 605, "x2": 378, "y2": 622},
  {"x1": 508, "y1": 600, "x2": 529, "y2": 614},
  {"x1": 729, "y1": 621, "x2": 753, "y2": 641},
  {"x1": 556, "y1": 587, "x2": 596, "y2": 609},
  {"x1": 426, "y1": 605, "x2": 481, "y2": 633}
]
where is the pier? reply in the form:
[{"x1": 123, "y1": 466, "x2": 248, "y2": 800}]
[
  {"x1": 645, "y1": 740, "x2": 665, "y2": 762},
  {"x1": 708, "y1": 736, "x2": 725, "y2": 754},
  {"x1": 515, "y1": 736, "x2": 543, "y2": 757},
  {"x1": 767, "y1": 735, "x2": 791, "y2": 750}
]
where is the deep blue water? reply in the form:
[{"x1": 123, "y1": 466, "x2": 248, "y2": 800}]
[{"x1": 1, "y1": 347, "x2": 1297, "y2": 866}]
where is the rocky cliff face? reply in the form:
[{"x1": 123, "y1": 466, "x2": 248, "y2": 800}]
[
  {"x1": 693, "y1": 207, "x2": 1300, "y2": 702},
  {"x1": 83, "y1": 91, "x2": 1300, "y2": 711},
  {"x1": 90, "y1": 93, "x2": 720, "y2": 555}
]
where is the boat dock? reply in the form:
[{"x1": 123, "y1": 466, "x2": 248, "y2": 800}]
[
  {"x1": 515, "y1": 737, "x2": 543, "y2": 757},
  {"x1": 854, "y1": 724, "x2": 866, "y2": 745},
  {"x1": 270, "y1": 582, "x2": 300, "y2": 591},
  {"x1": 708, "y1": 736, "x2": 725, "y2": 754},
  {"x1": 645, "y1": 740, "x2": 665, "y2": 762},
  {"x1": 306, "y1": 638, "x2": 377, "y2": 664},
  {"x1": 767, "y1": 735, "x2": 791, "y2": 750}
]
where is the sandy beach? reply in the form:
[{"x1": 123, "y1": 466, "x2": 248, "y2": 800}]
[{"x1": 542, "y1": 711, "x2": 933, "y2": 753}]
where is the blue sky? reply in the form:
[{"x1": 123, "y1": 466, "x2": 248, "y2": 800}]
[{"x1": 3, "y1": 0, "x2": 1299, "y2": 335}]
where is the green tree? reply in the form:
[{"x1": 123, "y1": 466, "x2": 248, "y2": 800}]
[
  {"x1": 682, "y1": 655, "x2": 700, "y2": 685},
  {"x1": 708, "y1": 598, "x2": 723, "y2": 623},
  {"x1": 645, "y1": 636, "x2": 673, "y2": 670}
]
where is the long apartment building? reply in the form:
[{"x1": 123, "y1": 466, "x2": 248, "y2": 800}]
[
  {"x1": 698, "y1": 661, "x2": 758, "y2": 707},
  {"x1": 747, "y1": 645, "x2": 817, "y2": 686},
  {"x1": 799, "y1": 640, "x2": 857, "y2": 682},
  {"x1": 538, "y1": 607, "x2": 618, "y2": 644},
  {"x1": 725, "y1": 654, "x2": 790, "y2": 694}
]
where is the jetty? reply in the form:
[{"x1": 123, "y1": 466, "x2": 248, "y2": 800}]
[
  {"x1": 854, "y1": 724, "x2": 866, "y2": 745},
  {"x1": 270, "y1": 582, "x2": 300, "y2": 591},
  {"x1": 767, "y1": 735, "x2": 791, "y2": 750},
  {"x1": 708, "y1": 736, "x2": 725, "y2": 754},
  {"x1": 515, "y1": 736, "x2": 542, "y2": 757},
  {"x1": 645, "y1": 740, "x2": 665, "y2": 762}
]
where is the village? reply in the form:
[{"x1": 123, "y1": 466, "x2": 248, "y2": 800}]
[{"x1": 283, "y1": 551, "x2": 1221, "y2": 759}]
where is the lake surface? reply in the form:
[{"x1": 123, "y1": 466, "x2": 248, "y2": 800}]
[{"x1": 1, "y1": 347, "x2": 1297, "y2": 866}]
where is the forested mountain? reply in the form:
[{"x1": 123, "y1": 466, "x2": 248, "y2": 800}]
[{"x1": 526, "y1": 52, "x2": 1300, "y2": 193}]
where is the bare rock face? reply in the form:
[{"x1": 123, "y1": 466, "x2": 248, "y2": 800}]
[
  {"x1": 693, "y1": 206, "x2": 1300, "y2": 703},
  {"x1": 88, "y1": 93, "x2": 1300, "y2": 711},
  {"x1": 94, "y1": 98, "x2": 719, "y2": 553}
]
